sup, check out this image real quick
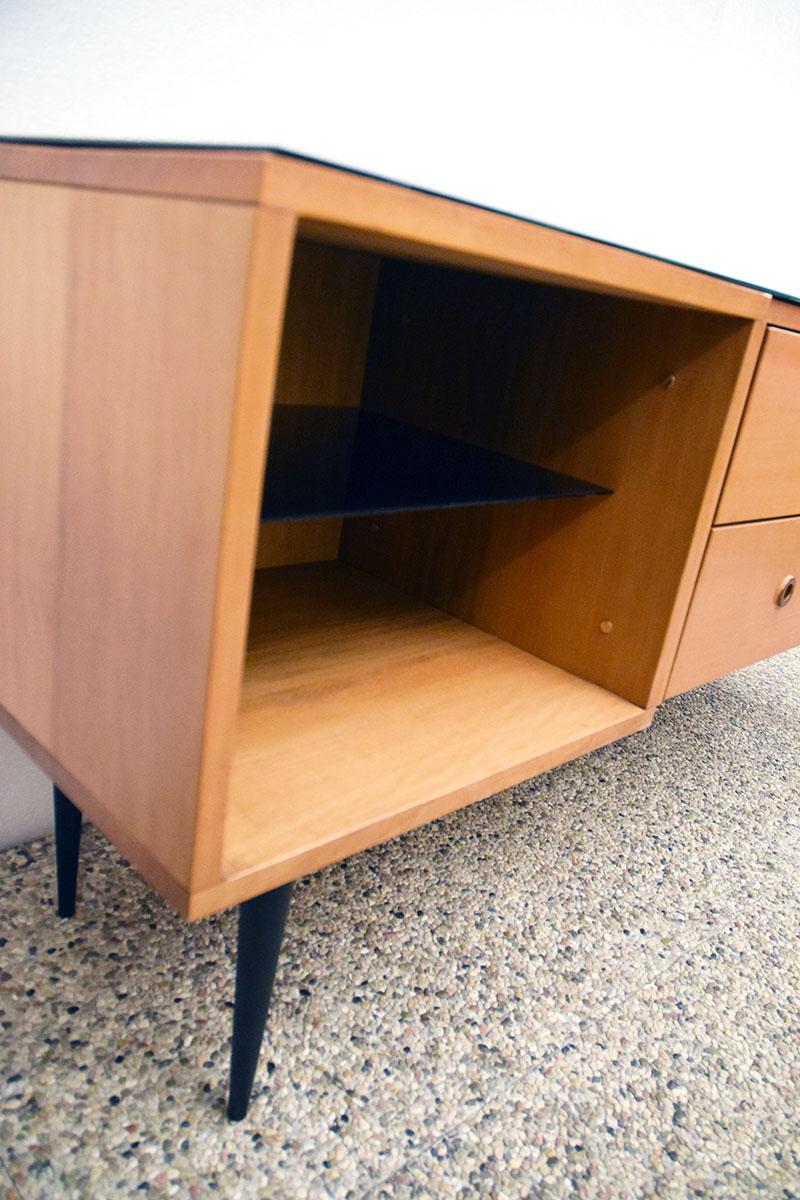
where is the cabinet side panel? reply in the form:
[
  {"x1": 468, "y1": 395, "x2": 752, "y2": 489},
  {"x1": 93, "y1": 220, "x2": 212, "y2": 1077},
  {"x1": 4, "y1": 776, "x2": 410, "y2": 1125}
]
[
  {"x1": 256, "y1": 239, "x2": 379, "y2": 568},
  {"x1": 0, "y1": 182, "x2": 70, "y2": 746},
  {"x1": 189, "y1": 207, "x2": 298, "y2": 893},
  {"x1": 52, "y1": 189, "x2": 253, "y2": 888}
]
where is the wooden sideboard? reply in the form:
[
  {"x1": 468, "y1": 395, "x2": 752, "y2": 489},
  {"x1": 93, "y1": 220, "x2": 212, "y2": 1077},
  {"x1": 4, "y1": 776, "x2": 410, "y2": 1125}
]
[{"x1": 1, "y1": 142, "x2": 798, "y2": 1119}]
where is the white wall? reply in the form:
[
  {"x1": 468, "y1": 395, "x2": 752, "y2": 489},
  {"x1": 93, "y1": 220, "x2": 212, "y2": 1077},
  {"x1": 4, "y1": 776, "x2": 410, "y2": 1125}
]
[
  {"x1": 0, "y1": 728, "x2": 52, "y2": 848},
  {"x1": 0, "y1": 0, "x2": 798, "y2": 846},
  {"x1": 2, "y1": 0, "x2": 799, "y2": 296}
]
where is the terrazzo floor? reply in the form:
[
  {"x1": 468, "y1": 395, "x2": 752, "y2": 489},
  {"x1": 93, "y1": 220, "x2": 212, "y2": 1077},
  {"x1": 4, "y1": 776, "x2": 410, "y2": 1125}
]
[{"x1": 1, "y1": 649, "x2": 799, "y2": 1199}]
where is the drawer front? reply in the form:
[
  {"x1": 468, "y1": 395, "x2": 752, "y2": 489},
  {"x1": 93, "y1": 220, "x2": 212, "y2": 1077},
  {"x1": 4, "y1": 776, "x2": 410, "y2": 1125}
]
[
  {"x1": 716, "y1": 327, "x2": 800, "y2": 524},
  {"x1": 668, "y1": 516, "x2": 800, "y2": 696}
]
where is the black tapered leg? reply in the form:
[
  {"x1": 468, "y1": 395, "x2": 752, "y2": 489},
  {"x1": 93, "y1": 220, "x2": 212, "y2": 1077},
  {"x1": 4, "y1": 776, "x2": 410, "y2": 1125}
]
[
  {"x1": 53, "y1": 785, "x2": 82, "y2": 918},
  {"x1": 227, "y1": 882, "x2": 293, "y2": 1121}
]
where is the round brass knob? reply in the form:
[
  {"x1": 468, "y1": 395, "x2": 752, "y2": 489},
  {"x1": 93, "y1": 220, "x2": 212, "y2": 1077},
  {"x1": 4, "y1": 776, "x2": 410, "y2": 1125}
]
[{"x1": 776, "y1": 575, "x2": 796, "y2": 608}]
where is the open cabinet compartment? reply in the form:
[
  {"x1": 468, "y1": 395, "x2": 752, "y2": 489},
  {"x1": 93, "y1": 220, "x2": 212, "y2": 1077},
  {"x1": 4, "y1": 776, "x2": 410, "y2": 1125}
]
[{"x1": 220, "y1": 233, "x2": 754, "y2": 888}]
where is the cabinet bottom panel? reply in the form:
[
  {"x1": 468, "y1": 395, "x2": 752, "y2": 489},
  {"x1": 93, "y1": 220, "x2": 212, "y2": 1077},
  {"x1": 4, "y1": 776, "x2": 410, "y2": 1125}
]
[{"x1": 204, "y1": 561, "x2": 650, "y2": 917}]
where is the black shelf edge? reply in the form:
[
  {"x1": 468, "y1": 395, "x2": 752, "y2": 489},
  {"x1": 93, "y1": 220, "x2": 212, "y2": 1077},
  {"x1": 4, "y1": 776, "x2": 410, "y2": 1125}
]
[{"x1": 260, "y1": 407, "x2": 611, "y2": 522}]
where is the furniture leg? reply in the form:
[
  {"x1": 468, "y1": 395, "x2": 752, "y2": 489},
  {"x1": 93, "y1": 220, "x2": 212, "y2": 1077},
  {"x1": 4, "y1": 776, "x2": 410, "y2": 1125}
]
[
  {"x1": 227, "y1": 881, "x2": 294, "y2": 1121},
  {"x1": 53, "y1": 785, "x2": 82, "y2": 918}
]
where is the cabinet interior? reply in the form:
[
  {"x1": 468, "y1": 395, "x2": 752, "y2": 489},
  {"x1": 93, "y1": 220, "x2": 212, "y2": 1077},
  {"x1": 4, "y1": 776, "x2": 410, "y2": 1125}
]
[{"x1": 220, "y1": 233, "x2": 750, "y2": 884}]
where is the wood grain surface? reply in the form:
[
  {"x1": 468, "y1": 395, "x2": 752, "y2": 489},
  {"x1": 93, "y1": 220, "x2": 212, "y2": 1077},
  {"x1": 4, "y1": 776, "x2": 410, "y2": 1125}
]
[
  {"x1": 342, "y1": 277, "x2": 764, "y2": 708},
  {"x1": 0, "y1": 142, "x2": 771, "y2": 317},
  {"x1": 0, "y1": 181, "x2": 253, "y2": 891},
  {"x1": 216, "y1": 562, "x2": 649, "y2": 912},
  {"x1": 668, "y1": 516, "x2": 800, "y2": 696},
  {"x1": 716, "y1": 328, "x2": 800, "y2": 524}
]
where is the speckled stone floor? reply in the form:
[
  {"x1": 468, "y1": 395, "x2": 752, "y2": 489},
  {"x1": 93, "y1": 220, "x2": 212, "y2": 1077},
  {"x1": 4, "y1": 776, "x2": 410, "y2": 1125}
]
[{"x1": 1, "y1": 649, "x2": 799, "y2": 1200}]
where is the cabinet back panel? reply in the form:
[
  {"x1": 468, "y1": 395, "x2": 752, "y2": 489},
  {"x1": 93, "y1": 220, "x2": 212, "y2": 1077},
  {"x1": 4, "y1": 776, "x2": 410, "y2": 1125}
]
[{"x1": 341, "y1": 269, "x2": 759, "y2": 706}]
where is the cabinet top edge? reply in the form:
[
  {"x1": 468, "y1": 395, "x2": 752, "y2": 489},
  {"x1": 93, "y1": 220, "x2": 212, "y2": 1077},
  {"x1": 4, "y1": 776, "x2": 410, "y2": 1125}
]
[
  {"x1": 0, "y1": 138, "x2": 267, "y2": 204},
  {"x1": 0, "y1": 139, "x2": 772, "y2": 320}
]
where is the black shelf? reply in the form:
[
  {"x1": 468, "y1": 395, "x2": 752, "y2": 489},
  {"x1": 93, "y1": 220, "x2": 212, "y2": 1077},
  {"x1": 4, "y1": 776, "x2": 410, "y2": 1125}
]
[{"x1": 261, "y1": 406, "x2": 611, "y2": 522}]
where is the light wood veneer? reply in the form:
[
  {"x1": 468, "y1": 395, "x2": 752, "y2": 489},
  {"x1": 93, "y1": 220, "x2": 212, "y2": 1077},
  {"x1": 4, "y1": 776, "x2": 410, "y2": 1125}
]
[
  {"x1": 217, "y1": 562, "x2": 648, "y2": 907},
  {"x1": 716, "y1": 328, "x2": 800, "y2": 525},
  {"x1": 0, "y1": 142, "x2": 769, "y2": 318},
  {"x1": 0, "y1": 143, "x2": 795, "y2": 920},
  {"x1": 0, "y1": 179, "x2": 253, "y2": 891},
  {"x1": 668, "y1": 516, "x2": 800, "y2": 696}
]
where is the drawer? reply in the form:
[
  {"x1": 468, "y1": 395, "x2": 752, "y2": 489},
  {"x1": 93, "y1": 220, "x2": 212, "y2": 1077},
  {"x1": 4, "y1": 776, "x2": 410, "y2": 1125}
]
[
  {"x1": 668, "y1": 516, "x2": 800, "y2": 696},
  {"x1": 716, "y1": 328, "x2": 800, "y2": 524}
]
